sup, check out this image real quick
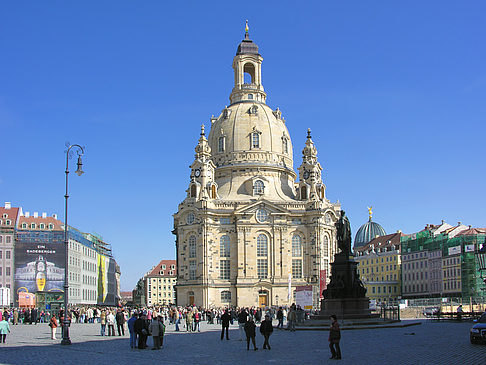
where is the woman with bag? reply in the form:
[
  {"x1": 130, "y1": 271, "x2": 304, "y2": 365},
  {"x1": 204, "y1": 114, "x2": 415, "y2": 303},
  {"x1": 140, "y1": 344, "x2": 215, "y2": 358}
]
[{"x1": 49, "y1": 315, "x2": 58, "y2": 340}]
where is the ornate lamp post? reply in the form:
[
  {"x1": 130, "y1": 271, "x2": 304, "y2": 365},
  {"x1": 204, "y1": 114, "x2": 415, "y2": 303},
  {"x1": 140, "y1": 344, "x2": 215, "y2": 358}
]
[{"x1": 61, "y1": 144, "x2": 84, "y2": 346}]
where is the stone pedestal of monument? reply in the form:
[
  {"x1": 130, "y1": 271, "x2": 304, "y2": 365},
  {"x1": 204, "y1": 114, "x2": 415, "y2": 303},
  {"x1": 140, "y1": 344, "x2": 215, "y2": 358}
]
[{"x1": 319, "y1": 252, "x2": 375, "y2": 319}]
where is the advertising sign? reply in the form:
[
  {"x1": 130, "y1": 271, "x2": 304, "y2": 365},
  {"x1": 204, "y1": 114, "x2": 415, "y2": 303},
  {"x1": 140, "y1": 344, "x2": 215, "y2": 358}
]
[
  {"x1": 448, "y1": 246, "x2": 461, "y2": 256},
  {"x1": 319, "y1": 269, "x2": 327, "y2": 298},
  {"x1": 295, "y1": 285, "x2": 313, "y2": 310},
  {"x1": 14, "y1": 232, "x2": 65, "y2": 305},
  {"x1": 0, "y1": 287, "x2": 10, "y2": 306},
  {"x1": 465, "y1": 245, "x2": 475, "y2": 253}
]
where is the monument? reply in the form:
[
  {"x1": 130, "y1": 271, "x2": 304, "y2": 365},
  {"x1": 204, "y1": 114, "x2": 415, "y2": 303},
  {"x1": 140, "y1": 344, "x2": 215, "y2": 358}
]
[{"x1": 320, "y1": 211, "x2": 373, "y2": 319}]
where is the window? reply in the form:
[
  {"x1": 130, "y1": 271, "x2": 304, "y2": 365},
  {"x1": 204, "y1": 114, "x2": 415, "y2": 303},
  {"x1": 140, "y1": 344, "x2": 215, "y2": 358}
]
[
  {"x1": 256, "y1": 208, "x2": 268, "y2": 222},
  {"x1": 292, "y1": 235, "x2": 303, "y2": 257},
  {"x1": 0, "y1": 251, "x2": 2, "y2": 259},
  {"x1": 189, "y1": 236, "x2": 196, "y2": 258},
  {"x1": 292, "y1": 259, "x2": 302, "y2": 279},
  {"x1": 248, "y1": 94, "x2": 254, "y2": 100},
  {"x1": 221, "y1": 291, "x2": 231, "y2": 302},
  {"x1": 39, "y1": 223, "x2": 45, "y2": 229},
  {"x1": 253, "y1": 180, "x2": 264, "y2": 195},
  {"x1": 162, "y1": 264, "x2": 166, "y2": 270},
  {"x1": 220, "y1": 260, "x2": 230, "y2": 280},
  {"x1": 6, "y1": 267, "x2": 10, "y2": 276},
  {"x1": 257, "y1": 234, "x2": 268, "y2": 257},
  {"x1": 5, "y1": 220, "x2": 11, "y2": 226},
  {"x1": 220, "y1": 235, "x2": 230, "y2": 257},
  {"x1": 301, "y1": 186, "x2": 307, "y2": 200},
  {"x1": 190, "y1": 185, "x2": 197, "y2": 198},
  {"x1": 5, "y1": 251, "x2": 10, "y2": 259},
  {"x1": 211, "y1": 184, "x2": 217, "y2": 199},
  {"x1": 220, "y1": 218, "x2": 230, "y2": 224},
  {"x1": 189, "y1": 260, "x2": 196, "y2": 280},
  {"x1": 252, "y1": 132, "x2": 260, "y2": 148},
  {"x1": 186, "y1": 213, "x2": 195, "y2": 225},
  {"x1": 218, "y1": 136, "x2": 225, "y2": 152},
  {"x1": 21, "y1": 223, "x2": 27, "y2": 229},
  {"x1": 30, "y1": 223, "x2": 36, "y2": 229},
  {"x1": 257, "y1": 259, "x2": 268, "y2": 278}
]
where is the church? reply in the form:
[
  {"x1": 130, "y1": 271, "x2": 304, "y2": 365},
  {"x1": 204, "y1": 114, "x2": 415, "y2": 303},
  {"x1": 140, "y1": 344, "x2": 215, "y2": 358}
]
[{"x1": 173, "y1": 25, "x2": 342, "y2": 308}]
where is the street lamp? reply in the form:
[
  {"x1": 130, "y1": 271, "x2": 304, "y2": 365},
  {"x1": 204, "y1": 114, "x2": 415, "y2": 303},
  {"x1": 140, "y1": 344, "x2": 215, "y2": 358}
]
[{"x1": 61, "y1": 144, "x2": 84, "y2": 346}]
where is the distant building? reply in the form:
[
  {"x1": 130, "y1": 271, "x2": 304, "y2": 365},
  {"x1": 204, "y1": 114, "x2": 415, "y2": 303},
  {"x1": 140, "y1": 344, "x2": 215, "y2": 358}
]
[
  {"x1": 0, "y1": 202, "x2": 21, "y2": 302},
  {"x1": 401, "y1": 222, "x2": 486, "y2": 300},
  {"x1": 354, "y1": 208, "x2": 386, "y2": 250},
  {"x1": 3, "y1": 202, "x2": 120, "y2": 307},
  {"x1": 355, "y1": 232, "x2": 402, "y2": 303},
  {"x1": 145, "y1": 260, "x2": 177, "y2": 306},
  {"x1": 120, "y1": 291, "x2": 133, "y2": 305}
]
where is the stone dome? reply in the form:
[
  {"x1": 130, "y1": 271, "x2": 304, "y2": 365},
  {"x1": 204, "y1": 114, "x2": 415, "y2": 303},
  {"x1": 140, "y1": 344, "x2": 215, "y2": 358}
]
[
  {"x1": 354, "y1": 219, "x2": 386, "y2": 249},
  {"x1": 207, "y1": 102, "x2": 294, "y2": 174}
]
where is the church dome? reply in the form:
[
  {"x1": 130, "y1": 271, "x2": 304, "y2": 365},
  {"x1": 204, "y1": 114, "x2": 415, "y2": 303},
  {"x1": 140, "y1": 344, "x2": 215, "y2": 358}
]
[
  {"x1": 208, "y1": 103, "x2": 294, "y2": 173},
  {"x1": 354, "y1": 219, "x2": 386, "y2": 249}
]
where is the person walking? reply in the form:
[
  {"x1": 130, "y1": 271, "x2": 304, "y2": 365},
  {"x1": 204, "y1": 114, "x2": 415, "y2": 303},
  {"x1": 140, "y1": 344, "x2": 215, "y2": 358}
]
[
  {"x1": 193, "y1": 310, "x2": 201, "y2": 332},
  {"x1": 276, "y1": 307, "x2": 284, "y2": 329},
  {"x1": 238, "y1": 308, "x2": 248, "y2": 341},
  {"x1": 116, "y1": 309, "x2": 126, "y2": 336},
  {"x1": 244, "y1": 317, "x2": 258, "y2": 351},
  {"x1": 328, "y1": 314, "x2": 341, "y2": 360},
  {"x1": 107, "y1": 311, "x2": 116, "y2": 336},
  {"x1": 220, "y1": 309, "x2": 231, "y2": 340},
  {"x1": 149, "y1": 316, "x2": 163, "y2": 350},
  {"x1": 13, "y1": 309, "x2": 18, "y2": 325},
  {"x1": 259, "y1": 314, "x2": 273, "y2": 350},
  {"x1": 127, "y1": 312, "x2": 138, "y2": 349},
  {"x1": 158, "y1": 316, "x2": 166, "y2": 347},
  {"x1": 287, "y1": 307, "x2": 297, "y2": 332},
  {"x1": 49, "y1": 315, "x2": 58, "y2": 340},
  {"x1": 0, "y1": 317, "x2": 10, "y2": 343},
  {"x1": 100, "y1": 310, "x2": 107, "y2": 336}
]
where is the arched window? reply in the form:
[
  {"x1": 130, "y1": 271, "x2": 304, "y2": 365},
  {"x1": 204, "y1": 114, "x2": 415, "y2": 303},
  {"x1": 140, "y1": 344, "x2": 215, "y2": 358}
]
[
  {"x1": 292, "y1": 235, "x2": 303, "y2": 257},
  {"x1": 253, "y1": 180, "x2": 264, "y2": 195},
  {"x1": 211, "y1": 184, "x2": 217, "y2": 199},
  {"x1": 301, "y1": 186, "x2": 307, "y2": 200},
  {"x1": 39, "y1": 223, "x2": 45, "y2": 230},
  {"x1": 190, "y1": 185, "x2": 197, "y2": 198},
  {"x1": 189, "y1": 236, "x2": 196, "y2": 258},
  {"x1": 248, "y1": 94, "x2": 254, "y2": 100},
  {"x1": 252, "y1": 132, "x2": 260, "y2": 148},
  {"x1": 30, "y1": 223, "x2": 36, "y2": 229},
  {"x1": 282, "y1": 138, "x2": 288, "y2": 154},
  {"x1": 218, "y1": 136, "x2": 225, "y2": 152},
  {"x1": 323, "y1": 236, "x2": 329, "y2": 256},
  {"x1": 244, "y1": 62, "x2": 255, "y2": 84},
  {"x1": 21, "y1": 223, "x2": 27, "y2": 229},
  {"x1": 49, "y1": 223, "x2": 54, "y2": 230},
  {"x1": 220, "y1": 235, "x2": 230, "y2": 257},
  {"x1": 257, "y1": 234, "x2": 268, "y2": 257},
  {"x1": 325, "y1": 213, "x2": 332, "y2": 225}
]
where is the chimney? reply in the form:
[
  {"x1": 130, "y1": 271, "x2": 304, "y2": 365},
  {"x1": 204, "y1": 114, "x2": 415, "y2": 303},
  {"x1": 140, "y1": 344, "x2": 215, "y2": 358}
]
[
  {"x1": 34, "y1": 212, "x2": 39, "y2": 218},
  {"x1": 457, "y1": 221, "x2": 461, "y2": 226},
  {"x1": 42, "y1": 212, "x2": 47, "y2": 218},
  {"x1": 52, "y1": 214, "x2": 58, "y2": 220},
  {"x1": 441, "y1": 220, "x2": 444, "y2": 224},
  {"x1": 25, "y1": 212, "x2": 30, "y2": 218},
  {"x1": 4, "y1": 202, "x2": 11, "y2": 209}
]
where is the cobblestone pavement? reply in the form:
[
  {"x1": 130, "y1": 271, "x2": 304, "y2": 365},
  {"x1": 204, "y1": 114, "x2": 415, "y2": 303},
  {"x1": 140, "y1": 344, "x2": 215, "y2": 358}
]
[{"x1": 0, "y1": 320, "x2": 485, "y2": 365}]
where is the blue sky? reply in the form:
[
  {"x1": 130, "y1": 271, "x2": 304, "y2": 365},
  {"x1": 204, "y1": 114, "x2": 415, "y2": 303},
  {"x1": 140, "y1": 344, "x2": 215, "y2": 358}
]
[{"x1": 1, "y1": 1, "x2": 485, "y2": 290}]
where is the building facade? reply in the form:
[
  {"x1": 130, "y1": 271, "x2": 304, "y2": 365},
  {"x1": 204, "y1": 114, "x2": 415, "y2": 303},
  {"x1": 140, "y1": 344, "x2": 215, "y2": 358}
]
[
  {"x1": 146, "y1": 260, "x2": 177, "y2": 306},
  {"x1": 173, "y1": 28, "x2": 341, "y2": 308},
  {"x1": 0, "y1": 202, "x2": 20, "y2": 296},
  {"x1": 4, "y1": 202, "x2": 120, "y2": 307},
  {"x1": 401, "y1": 222, "x2": 486, "y2": 300},
  {"x1": 354, "y1": 232, "x2": 402, "y2": 303}
]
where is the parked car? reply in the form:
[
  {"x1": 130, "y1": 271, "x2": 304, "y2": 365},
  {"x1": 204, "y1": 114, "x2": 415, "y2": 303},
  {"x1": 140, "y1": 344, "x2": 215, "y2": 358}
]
[
  {"x1": 423, "y1": 307, "x2": 439, "y2": 317},
  {"x1": 470, "y1": 313, "x2": 486, "y2": 344}
]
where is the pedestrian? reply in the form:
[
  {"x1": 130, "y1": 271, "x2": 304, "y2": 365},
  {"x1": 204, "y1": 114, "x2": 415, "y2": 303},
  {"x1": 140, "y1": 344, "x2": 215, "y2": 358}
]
[
  {"x1": 49, "y1": 315, "x2": 58, "y2": 340},
  {"x1": 193, "y1": 310, "x2": 201, "y2": 332},
  {"x1": 100, "y1": 310, "x2": 106, "y2": 336},
  {"x1": 276, "y1": 307, "x2": 284, "y2": 329},
  {"x1": 107, "y1": 311, "x2": 116, "y2": 336},
  {"x1": 244, "y1": 317, "x2": 258, "y2": 351},
  {"x1": 158, "y1": 316, "x2": 166, "y2": 347},
  {"x1": 127, "y1": 312, "x2": 138, "y2": 349},
  {"x1": 13, "y1": 309, "x2": 18, "y2": 325},
  {"x1": 221, "y1": 309, "x2": 231, "y2": 340},
  {"x1": 259, "y1": 314, "x2": 273, "y2": 350},
  {"x1": 31, "y1": 308, "x2": 38, "y2": 325},
  {"x1": 238, "y1": 308, "x2": 248, "y2": 340},
  {"x1": 457, "y1": 305, "x2": 463, "y2": 321},
  {"x1": 0, "y1": 317, "x2": 10, "y2": 343},
  {"x1": 186, "y1": 309, "x2": 193, "y2": 332},
  {"x1": 287, "y1": 307, "x2": 296, "y2": 331},
  {"x1": 116, "y1": 309, "x2": 126, "y2": 336},
  {"x1": 328, "y1": 314, "x2": 341, "y2": 360},
  {"x1": 149, "y1": 316, "x2": 163, "y2": 350}
]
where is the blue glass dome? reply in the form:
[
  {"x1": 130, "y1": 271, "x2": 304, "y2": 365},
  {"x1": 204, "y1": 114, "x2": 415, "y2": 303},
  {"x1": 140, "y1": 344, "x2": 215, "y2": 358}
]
[{"x1": 354, "y1": 219, "x2": 386, "y2": 249}]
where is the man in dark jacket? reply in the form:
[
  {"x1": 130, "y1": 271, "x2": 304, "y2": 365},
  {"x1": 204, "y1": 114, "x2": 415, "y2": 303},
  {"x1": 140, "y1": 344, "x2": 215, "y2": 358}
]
[
  {"x1": 116, "y1": 309, "x2": 126, "y2": 336},
  {"x1": 276, "y1": 307, "x2": 284, "y2": 329},
  {"x1": 221, "y1": 309, "x2": 231, "y2": 340},
  {"x1": 244, "y1": 317, "x2": 258, "y2": 350},
  {"x1": 260, "y1": 314, "x2": 273, "y2": 350},
  {"x1": 238, "y1": 308, "x2": 248, "y2": 341},
  {"x1": 134, "y1": 313, "x2": 148, "y2": 349}
]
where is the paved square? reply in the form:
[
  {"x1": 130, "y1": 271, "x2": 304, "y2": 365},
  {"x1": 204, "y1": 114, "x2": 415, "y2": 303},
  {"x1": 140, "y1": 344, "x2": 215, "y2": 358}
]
[{"x1": 0, "y1": 320, "x2": 484, "y2": 364}]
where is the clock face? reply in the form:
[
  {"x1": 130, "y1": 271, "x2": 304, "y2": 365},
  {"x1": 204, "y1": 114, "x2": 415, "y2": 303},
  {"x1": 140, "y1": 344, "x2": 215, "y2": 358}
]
[
  {"x1": 194, "y1": 169, "x2": 201, "y2": 177},
  {"x1": 303, "y1": 170, "x2": 310, "y2": 179}
]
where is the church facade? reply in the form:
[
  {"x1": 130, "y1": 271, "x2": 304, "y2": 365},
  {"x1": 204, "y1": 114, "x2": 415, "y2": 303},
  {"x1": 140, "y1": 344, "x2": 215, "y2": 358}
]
[{"x1": 173, "y1": 28, "x2": 341, "y2": 308}]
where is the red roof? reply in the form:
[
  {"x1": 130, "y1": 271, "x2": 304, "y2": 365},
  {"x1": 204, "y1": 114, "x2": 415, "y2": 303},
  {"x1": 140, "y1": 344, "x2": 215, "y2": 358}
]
[
  {"x1": 147, "y1": 260, "x2": 177, "y2": 277},
  {"x1": 18, "y1": 216, "x2": 63, "y2": 231},
  {"x1": 456, "y1": 228, "x2": 486, "y2": 236},
  {"x1": 355, "y1": 232, "x2": 402, "y2": 252},
  {"x1": 0, "y1": 206, "x2": 20, "y2": 228}
]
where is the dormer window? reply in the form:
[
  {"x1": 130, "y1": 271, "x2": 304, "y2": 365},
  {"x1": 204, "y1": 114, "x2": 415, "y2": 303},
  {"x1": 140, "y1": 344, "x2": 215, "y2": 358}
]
[
  {"x1": 252, "y1": 132, "x2": 260, "y2": 148},
  {"x1": 253, "y1": 180, "x2": 264, "y2": 195},
  {"x1": 218, "y1": 136, "x2": 225, "y2": 152},
  {"x1": 30, "y1": 223, "x2": 36, "y2": 229},
  {"x1": 48, "y1": 224, "x2": 54, "y2": 230},
  {"x1": 21, "y1": 223, "x2": 27, "y2": 229},
  {"x1": 2, "y1": 214, "x2": 7, "y2": 219},
  {"x1": 5, "y1": 220, "x2": 11, "y2": 226},
  {"x1": 248, "y1": 94, "x2": 254, "y2": 100},
  {"x1": 39, "y1": 223, "x2": 45, "y2": 229}
]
